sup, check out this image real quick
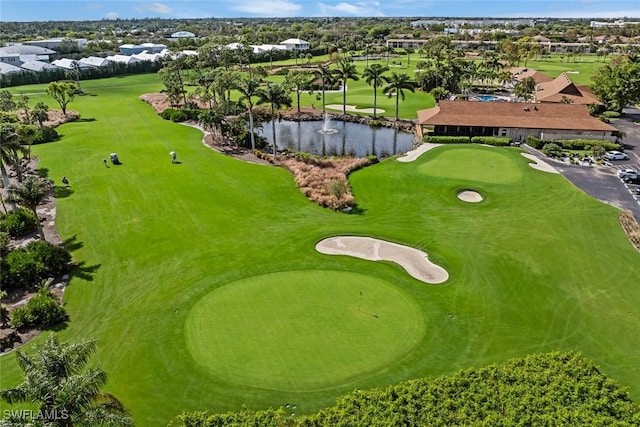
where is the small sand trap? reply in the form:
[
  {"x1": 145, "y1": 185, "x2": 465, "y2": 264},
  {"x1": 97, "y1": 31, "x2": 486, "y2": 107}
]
[
  {"x1": 457, "y1": 190, "x2": 483, "y2": 203},
  {"x1": 521, "y1": 153, "x2": 559, "y2": 174},
  {"x1": 316, "y1": 236, "x2": 448, "y2": 284},
  {"x1": 397, "y1": 143, "x2": 442, "y2": 162},
  {"x1": 325, "y1": 104, "x2": 385, "y2": 114}
]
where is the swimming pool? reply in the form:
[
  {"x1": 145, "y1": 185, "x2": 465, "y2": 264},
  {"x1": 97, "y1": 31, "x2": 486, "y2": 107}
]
[{"x1": 475, "y1": 94, "x2": 503, "y2": 102}]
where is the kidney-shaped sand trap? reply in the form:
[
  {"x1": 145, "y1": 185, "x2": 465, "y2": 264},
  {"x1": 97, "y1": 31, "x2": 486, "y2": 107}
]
[
  {"x1": 316, "y1": 236, "x2": 448, "y2": 284},
  {"x1": 457, "y1": 190, "x2": 483, "y2": 203}
]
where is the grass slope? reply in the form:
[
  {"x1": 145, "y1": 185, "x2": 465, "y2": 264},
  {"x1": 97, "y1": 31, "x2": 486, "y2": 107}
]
[{"x1": 1, "y1": 74, "x2": 639, "y2": 426}]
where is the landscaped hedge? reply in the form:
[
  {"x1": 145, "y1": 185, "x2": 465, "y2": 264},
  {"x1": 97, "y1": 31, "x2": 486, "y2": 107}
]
[
  {"x1": 527, "y1": 136, "x2": 621, "y2": 151},
  {"x1": 0, "y1": 208, "x2": 38, "y2": 238},
  {"x1": 470, "y1": 136, "x2": 512, "y2": 146},
  {"x1": 423, "y1": 136, "x2": 512, "y2": 146},
  {"x1": 9, "y1": 287, "x2": 68, "y2": 331},
  {"x1": 160, "y1": 108, "x2": 202, "y2": 122},
  {"x1": 0, "y1": 241, "x2": 71, "y2": 290},
  {"x1": 175, "y1": 352, "x2": 640, "y2": 426},
  {"x1": 423, "y1": 136, "x2": 470, "y2": 144}
]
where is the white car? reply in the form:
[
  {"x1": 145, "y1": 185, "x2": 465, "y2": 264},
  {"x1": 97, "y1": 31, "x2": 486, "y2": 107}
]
[
  {"x1": 604, "y1": 151, "x2": 629, "y2": 160},
  {"x1": 617, "y1": 168, "x2": 637, "y2": 178}
]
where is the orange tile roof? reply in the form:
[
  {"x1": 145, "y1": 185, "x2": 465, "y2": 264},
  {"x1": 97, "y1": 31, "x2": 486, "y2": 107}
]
[
  {"x1": 535, "y1": 73, "x2": 601, "y2": 104},
  {"x1": 417, "y1": 100, "x2": 616, "y2": 132},
  {"x1": 510, "y1": 67, "x2": 553, "y2": 84}
]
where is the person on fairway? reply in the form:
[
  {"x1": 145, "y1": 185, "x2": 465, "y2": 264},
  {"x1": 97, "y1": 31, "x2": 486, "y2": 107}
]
[{"x1": 170, "y1": 151, "x2": 177, "y2": 163}]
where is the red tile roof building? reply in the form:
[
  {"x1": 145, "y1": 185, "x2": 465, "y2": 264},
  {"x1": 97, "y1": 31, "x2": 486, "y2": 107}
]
[{"x1": 417, "y1": 100, "x2": 617, "y2": 143}]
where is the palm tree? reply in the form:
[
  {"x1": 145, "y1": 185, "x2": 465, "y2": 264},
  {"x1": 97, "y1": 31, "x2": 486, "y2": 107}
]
[
  {"x1": 335, "y1": 58, "x2": 360, "y2": 115},
  {"x1": 382, "y1": 72, "x2": 416, "y2": 121},
  {"x1": 257, "y1": 83, "x2": 292, "y2": 156},
  {"x1": 0, "y1": 123, "x2": 22, "y2": 212},
  {"x1": 234, "y1": 76, "x2": 262, "y2": 150},
  {"x1": 404, "y1": 46, "x2": 415, "y2": 66},
  {"x1": 362, "y1": 63, "x2": 389, "y2": 119},
  {"x1": 8, "y1": 175, "x2": 50, "y2": 240},
  {"x1": 314, "y1": 63, "x2": 336, "y2": 113},
  {"x1": 0, "y1": 334, "x2": 133, "y2": 426}
]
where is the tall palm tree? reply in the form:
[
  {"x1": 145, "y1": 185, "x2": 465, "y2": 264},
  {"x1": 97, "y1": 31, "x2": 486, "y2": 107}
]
[
  {"x1": 0, "y1": 334, "x2": 133, "y2": 426},
  {"x1": 362, "y1": 63, "x2": 389, "y2": 119},
  {"x1": 234, "y1": 76, "x2": 262, "y2": 150},
  {"x1": 257, "y1": 83, "x2": 292, "y2": 156},
  {"x1": 8, "y1": 175, "x2": 50, "y2": 240},
  {"x1": 383, "y1": 72, "x2": 416, "y2": 121},
  {"x1": 0, "y1": 123, "x2": 22, "y2": 212},
  {"x1": 335, "y1": 58, "x2": 359, "y2": 115},
  {"x1": 314, "y1": 63, "x2": 336, "y2": 113}
]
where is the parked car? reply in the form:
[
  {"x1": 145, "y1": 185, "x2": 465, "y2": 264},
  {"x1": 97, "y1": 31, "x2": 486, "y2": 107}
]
[
  {"x1": 623, "y1": 174, "x2": 640, "y2": 184},
  {"x1": 618, "y1": 168, "x2": 638, "y2": 179},
  {"x1": 604, "y1": 151, "x2": 629, "y2": 160},
  {"x1": 635, "y1": 186, "x2": 640, "y2": 195}
]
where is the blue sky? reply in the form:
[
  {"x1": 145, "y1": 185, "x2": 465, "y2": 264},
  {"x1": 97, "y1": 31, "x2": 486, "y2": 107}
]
[{"x1": 1, "y1": 0, "x2": 640, "y2": 22}]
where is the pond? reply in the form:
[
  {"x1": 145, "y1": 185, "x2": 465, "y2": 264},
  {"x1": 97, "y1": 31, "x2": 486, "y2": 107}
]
[{"x1": 259, "y1": 118, "x2": 416, "y2": 158}]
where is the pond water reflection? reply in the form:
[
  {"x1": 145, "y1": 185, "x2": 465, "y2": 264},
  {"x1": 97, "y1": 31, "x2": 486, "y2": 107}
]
[{"x1": 259, "y1": 119, "x2": 416, "y2": 158}]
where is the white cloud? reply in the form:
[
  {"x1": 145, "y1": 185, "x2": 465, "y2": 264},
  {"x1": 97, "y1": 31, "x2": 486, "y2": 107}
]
[
  {"x1": 319, "y1": 1, "x2": 385, "y2": 16},
  {"x1": 104, "y1": 11, "x2": 119, "y2": 20},
  {"x1": 134, "y1": 3, "x2": 173, "y2": 15},
  {"x1": 231, "y1": 0, "x2": 302, "y2": 16}
]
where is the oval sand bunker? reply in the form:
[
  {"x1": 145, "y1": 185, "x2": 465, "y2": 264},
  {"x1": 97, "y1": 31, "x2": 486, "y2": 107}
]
[
  {"x1": 316, "y1": 236, "x2": 448, "y2": 284},
  {"x1": 457, "y1": 190, "x2": 483, "y2": 203}
]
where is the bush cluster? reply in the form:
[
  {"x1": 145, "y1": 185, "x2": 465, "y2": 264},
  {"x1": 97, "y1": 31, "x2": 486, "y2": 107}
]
[
  {"x1": 160, "y1": 108, "x2": 202, "y2": 122},
  {"x1": 32, "y1": 126, "x2": 60, "y2": 144},
  {"x1": 423, "y1": 135, "x2": 470, "y2": 144},
  {"x1": 9, "y1": 288, "x2": 68, "y2": 331},
  {"x1": 470, "y1": 136, "x2": 512, "y2": 146},
  {"x1": 527, "y1": 136, "x2": 621, "y2": 152},
  {"x1": 176, "y1": 352, "x2": 640, "y2": 426},
  {"x1": 1, "y1": 241, "x2": 71, "y2": 290},
  {"x1": 0, "y1": 208, "x2": 38, "y2": 238},
  {"x1": 619, "y1": 210, "x2": 640, "y2": 251}
]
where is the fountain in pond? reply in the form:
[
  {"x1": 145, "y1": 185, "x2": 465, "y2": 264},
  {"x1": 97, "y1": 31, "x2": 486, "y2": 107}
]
[{"x1": 318, "y1": 112, "x2": 339, "y2": 135}]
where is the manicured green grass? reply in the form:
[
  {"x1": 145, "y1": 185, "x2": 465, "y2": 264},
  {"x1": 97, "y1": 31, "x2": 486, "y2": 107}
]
[
  {"x1": 185, "y1": 270, "x2": 425, "y2": 392},
  {"x1": 2, "y1": 74, "x2": 639, "y2": 427},
  {"x1": 525, "y1": 54, "x2": 606, "y2": 85}
]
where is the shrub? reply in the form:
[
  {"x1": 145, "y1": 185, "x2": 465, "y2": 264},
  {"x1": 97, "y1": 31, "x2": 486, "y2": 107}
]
[
  {"x1": 9, "y1": 288, "x2": 68, "y2": 330},
  {"x1": 32, "y1": 126, "x2": 60, "y2": 144},
  {"x1": 1, "y1": 241, "x2": 71, "y2": 290},
  {"x1": 0, "y1": 231, "x2": 9, "y2": 256},
  {"x1": 527, "y1": 135, "x2": 543, "y2": 149},
  {"x1": 0, "y1": 208, "x2": 38, "y2": 238},
  {"x1": 160, "y1": 108, "x2": 202, "y2": 122},
  {"x1": 470, "y1": 136, "x2": 512, "y2": 146},
  {"x1": 424, "y1": 136, "x2": 470, "y2": 144},
  {"x1": 368, "y1": 119, "x2": 383, "y2": 128},
  {"x1": 601, "y1": 111, "x2": 622, "y2": 119},
  {"x1": 328, "y1": 179, "x2": 349, "y2": 200},
  {"x1": 542, "y1": 143, "x2": 563, "y2": 158},
  {"x1": 26, "y1": 240, "x2": 72, "y2": 278}
]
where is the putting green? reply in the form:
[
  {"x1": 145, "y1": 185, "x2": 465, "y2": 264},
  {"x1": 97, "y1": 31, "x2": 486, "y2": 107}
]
[
  {"x1": 418, "y1": 147, "x2": 523, "y2": 184},
  {"x1": 185, "y1": 270, "x2": 425, "y2": 392}
]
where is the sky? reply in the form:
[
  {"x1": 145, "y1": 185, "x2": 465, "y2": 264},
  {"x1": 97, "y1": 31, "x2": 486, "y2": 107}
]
[{"x1": 1, "y1": 0, "x2": 640, "y2": 22}]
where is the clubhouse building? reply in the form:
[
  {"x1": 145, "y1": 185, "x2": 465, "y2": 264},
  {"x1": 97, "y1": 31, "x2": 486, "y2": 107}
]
[{"x1": 416, "y1": 101, "x2": 618, "y2": 143}]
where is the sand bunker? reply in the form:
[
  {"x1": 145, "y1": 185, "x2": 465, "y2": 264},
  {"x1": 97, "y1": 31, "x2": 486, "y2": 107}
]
[
  {"x1": 521, "y1": 153, "x2": 559, "y2": 174},
  {"x1": 457, "y1": 190, "x2": 483, "y2": 203},
  {"x1": 397, "y1": 143, "x2": 442, "y2": 162},
  {"x1": 325, "y1": 104, "x2": 385, "y2": 114},
  {"x1": 316, "y1": 236, "x2": 448, "y2": 284}
]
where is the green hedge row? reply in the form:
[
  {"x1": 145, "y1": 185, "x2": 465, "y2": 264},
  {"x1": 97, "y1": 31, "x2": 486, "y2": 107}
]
[
  {"x1": 160, "y1": 108, "x2": 202, "y2": 122},
  {"x1": 423, "y1": 136, "x2": 512, "y2": 146},
  {"x1": 175, "y1": 352, "x2": 640, "y2": 426},
  {"x1": 470, "y1": 136, "x2": 512, "y2": 146},
  {"x1": 527, "y1": 136, "x2": 621, "y2": 151}
]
